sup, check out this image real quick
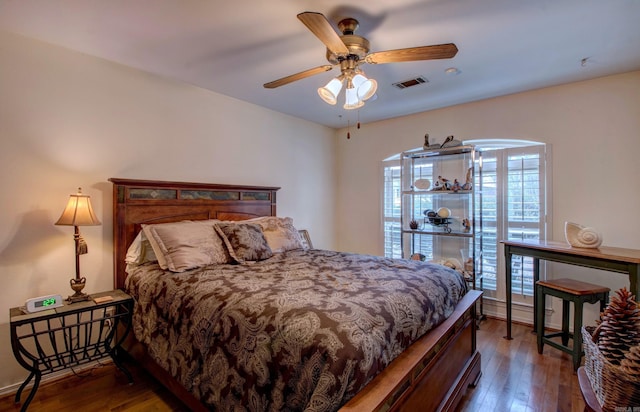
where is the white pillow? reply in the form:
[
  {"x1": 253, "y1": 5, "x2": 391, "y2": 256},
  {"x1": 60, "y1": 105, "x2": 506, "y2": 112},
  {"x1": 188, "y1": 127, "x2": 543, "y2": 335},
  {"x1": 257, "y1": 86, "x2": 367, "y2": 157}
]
[
  {"x1": 125, "y1": 231, "x2": 157, "y2": 264},
  {"x1": 142, "y1": 220, "x2": 230, "y2": 272}
]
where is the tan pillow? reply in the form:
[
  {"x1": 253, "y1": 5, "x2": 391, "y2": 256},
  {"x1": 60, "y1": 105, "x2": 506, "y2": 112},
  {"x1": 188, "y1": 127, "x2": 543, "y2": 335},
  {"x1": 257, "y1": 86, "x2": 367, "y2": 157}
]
[
  {"x1": 245, "y1": 216, "x2": 304, "y2": 252},
  {"x1": 142, "y1": 220, "x2": 230, "y2": 272}
]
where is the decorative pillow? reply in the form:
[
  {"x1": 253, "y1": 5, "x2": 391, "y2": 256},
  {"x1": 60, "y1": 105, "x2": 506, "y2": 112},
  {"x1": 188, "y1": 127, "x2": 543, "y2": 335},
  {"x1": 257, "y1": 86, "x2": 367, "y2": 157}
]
[
  {"x1": 214, "y1": 223, "x2": 273, "y2": 263},
  {"x1": 245, "y1": 216, "x2": 304, "y2": 253},
  {"x1": 125, "y1": 231, "x2": 157, "y2": 264},
  {"x1": 142, "y1": 220, "x2": 230, "y2": 272}
]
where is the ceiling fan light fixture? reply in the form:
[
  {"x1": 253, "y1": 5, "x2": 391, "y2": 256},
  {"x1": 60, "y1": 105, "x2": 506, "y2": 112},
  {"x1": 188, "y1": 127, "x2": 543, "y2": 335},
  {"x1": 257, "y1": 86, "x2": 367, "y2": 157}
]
[
  {"x1": 266, "y1": 12, "x2": 459, "y2": 117},
  {"x1": 352, "y1": 73, "x2": 377, "y2": 101},
  {"x1": 317, "y1": 77, "x2": 343, "y2": 105}
]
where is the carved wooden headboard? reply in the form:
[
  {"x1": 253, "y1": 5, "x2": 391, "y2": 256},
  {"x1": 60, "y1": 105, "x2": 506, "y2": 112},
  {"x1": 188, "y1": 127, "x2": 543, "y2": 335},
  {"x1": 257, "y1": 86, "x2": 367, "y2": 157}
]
[{"x1": 109, "y1": 178, "x2": 280, "y2": 290}]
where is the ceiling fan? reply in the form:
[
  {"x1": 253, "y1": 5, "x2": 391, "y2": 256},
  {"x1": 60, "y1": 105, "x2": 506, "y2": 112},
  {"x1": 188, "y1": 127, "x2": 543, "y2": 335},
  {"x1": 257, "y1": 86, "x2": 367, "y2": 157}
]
[{"x1": 264, "y1": 11, "x2": 458, "y2": 109}]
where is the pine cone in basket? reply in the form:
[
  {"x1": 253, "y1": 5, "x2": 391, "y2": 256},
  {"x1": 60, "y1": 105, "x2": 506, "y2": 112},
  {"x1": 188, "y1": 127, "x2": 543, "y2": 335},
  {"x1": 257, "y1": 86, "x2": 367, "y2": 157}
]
[
  {"x1": 595, "y1": 288, "x2": 640, "y2": 365},
  {"x1": 620, "y1": 345, "x2": 640, "y2": 379}
]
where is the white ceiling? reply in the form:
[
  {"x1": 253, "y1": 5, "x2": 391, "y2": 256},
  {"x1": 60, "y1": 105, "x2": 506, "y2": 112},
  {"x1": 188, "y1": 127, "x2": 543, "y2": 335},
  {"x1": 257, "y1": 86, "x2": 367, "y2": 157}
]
[{"x1": 1, "y1": 0, "x2": 639, "y2": 129}]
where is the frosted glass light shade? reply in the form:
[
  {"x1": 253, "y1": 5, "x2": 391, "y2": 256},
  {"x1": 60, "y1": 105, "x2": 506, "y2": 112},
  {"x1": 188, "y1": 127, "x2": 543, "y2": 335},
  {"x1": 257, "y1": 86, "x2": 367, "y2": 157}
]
[
  {"x1": 352, "y1": 74, "x2": 377, "y2": 101},
  {"x1": 317, "y1": 78, "x2": 343, "y2": 105},
  {"x1": 343, "y1": 87, "x2": 364, "y2": 110}
]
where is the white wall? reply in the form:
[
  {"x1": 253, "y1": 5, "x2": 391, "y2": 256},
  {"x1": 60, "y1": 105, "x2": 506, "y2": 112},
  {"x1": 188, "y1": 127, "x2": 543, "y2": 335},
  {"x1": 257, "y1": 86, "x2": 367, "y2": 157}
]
[
  {"x1": 0, "y1": 31, "x2": 337, "y2": 390},
  {"x1": 335, "y1": 70, "x2": 640, "y2": 328}
]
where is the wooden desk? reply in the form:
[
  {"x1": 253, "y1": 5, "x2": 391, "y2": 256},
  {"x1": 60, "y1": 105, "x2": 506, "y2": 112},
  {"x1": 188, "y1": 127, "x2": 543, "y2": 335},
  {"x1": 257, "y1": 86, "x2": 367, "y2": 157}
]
[{"x1": 502, "y1": 240, "x2": 640, "y2": 340}]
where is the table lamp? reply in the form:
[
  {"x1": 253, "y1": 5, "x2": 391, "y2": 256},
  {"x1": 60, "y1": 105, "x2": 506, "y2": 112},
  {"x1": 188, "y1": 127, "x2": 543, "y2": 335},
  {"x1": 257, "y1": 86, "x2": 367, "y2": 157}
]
[{"x1": 55, "y1": 187, "x2": 101, "y2": 303}]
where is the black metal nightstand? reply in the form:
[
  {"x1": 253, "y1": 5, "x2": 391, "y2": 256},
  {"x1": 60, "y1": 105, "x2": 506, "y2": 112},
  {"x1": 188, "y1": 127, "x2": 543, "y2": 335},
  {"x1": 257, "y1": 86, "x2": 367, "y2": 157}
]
[{"x1": 9, "y1": 289, "x2": 133, "y2": 411}]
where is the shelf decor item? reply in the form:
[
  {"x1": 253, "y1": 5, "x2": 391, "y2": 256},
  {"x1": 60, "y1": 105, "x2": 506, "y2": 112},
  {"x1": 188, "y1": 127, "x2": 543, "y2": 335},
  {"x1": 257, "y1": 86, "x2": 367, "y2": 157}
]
[
  {"x1": 583, "y1": 288, "x2": 640, "y2": 410},
  {"x1": 413, "y1": 178, "x2": 431, "y2": 190},
  {"x1": 564, "y1": 221, "x2": 603, "y2": 248},
  {"x1": 55, "y1": 187, "x2": 101, "y2": 303},
  {"x1": 462, "y1": 218, "x2": 471, "y2": 233}
]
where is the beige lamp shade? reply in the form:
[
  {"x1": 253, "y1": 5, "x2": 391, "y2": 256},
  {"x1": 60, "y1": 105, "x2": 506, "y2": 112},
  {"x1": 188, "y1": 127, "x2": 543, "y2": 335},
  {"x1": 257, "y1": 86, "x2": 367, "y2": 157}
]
[{"x1": 55, "y1": 188, "x2": 101, "y2": 226}]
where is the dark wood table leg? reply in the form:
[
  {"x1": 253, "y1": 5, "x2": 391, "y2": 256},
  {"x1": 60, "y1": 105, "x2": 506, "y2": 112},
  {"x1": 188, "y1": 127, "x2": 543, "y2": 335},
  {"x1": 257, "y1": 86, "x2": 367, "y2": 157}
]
[{"x1": 505, "y1": 246, "x2": 513, "y2": 340}]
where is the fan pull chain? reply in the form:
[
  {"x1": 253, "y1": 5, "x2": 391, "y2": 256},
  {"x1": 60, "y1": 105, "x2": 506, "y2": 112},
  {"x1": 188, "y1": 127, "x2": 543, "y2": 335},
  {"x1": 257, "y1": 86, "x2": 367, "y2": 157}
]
[
  {"x1": 347, "y1": 120, "x2": 351, "y2": 139},
  {"x1": 357, "y1": 110, "x2": 361, "y2": 129}
]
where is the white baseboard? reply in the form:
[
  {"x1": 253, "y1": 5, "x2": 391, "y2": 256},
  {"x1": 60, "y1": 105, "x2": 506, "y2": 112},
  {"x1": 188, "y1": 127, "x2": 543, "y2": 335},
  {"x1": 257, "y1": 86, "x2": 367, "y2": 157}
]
[{"x1": 480, "y1": 295, "x2": 564, "y2": 331}]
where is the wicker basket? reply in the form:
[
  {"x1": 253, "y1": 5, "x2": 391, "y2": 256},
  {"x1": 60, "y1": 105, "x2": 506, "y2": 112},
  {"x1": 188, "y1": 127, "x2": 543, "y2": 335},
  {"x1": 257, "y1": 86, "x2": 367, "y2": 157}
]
[{"x1": 582, "y1": 326, "x2": 640, "y2": 411}]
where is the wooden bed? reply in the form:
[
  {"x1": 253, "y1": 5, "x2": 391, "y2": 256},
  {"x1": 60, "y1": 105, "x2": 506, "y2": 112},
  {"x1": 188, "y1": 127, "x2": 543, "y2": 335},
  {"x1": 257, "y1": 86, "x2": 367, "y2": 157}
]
[{"x1": 110, "y1": 177, "x2": 481, "y2": 412}]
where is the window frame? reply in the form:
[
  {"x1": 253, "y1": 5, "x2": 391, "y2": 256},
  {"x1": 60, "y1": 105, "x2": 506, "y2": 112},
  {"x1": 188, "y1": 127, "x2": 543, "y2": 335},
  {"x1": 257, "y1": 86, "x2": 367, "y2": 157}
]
[
  {"x1": 381, "y1": 157, "x2": 402, "y2": 258},
  {"x1": 478, "y1": 144, "x2": 550, "y2": 304}
]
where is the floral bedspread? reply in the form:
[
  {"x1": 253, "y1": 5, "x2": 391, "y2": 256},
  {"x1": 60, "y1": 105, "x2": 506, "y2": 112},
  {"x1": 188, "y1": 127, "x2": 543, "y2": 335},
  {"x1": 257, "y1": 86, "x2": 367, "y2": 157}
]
[{"x1": 125, "y1": 249, "x2": 467, "y2": 412}]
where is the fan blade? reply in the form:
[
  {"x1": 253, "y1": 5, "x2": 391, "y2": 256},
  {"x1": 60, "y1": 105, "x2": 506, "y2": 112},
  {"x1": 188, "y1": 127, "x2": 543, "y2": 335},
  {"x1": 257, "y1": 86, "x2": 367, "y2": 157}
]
[
  {"x1": 297, "y1": 12, "x2": 349, "y2": 57},
  {"x1": 366, "y1": 43, "x2": 458, "y2": 64},
  {"x1": 263, "y1": 65, "x2": 333, "y2": 89}
]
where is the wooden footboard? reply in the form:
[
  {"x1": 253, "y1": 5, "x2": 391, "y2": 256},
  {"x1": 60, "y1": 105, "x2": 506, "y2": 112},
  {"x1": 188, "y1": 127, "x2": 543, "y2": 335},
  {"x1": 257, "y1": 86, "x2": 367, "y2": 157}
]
[
  {"x1": 340, "y1": 290, "x2": 482, "y2": 412},
  {"x1": 121, "y1": 290, "x2": 481, "y2": 412}
]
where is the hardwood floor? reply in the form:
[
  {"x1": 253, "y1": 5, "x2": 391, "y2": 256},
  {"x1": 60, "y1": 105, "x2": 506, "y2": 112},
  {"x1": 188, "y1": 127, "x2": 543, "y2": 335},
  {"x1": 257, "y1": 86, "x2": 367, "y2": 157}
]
[
  {"x1": 0, "y1": 318, "x2": 586, "y2": 411},
  {"x1": 458, "y1": 318, "x2": 586, "y2": 412},
  {"x1": 0, "y1": 359, "x2": 187, "y2": 412}
]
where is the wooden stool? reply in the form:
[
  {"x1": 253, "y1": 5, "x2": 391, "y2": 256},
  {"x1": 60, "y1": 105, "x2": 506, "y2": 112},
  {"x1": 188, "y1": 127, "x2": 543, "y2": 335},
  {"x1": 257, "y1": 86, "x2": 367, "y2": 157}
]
[{"x1": 536, "y1": 278, "x2": 609, "y2": 371}]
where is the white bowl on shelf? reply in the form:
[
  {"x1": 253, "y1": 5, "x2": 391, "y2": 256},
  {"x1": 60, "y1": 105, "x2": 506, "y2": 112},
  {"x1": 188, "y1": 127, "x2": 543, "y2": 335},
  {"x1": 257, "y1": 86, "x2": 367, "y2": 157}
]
[{"x1": 414, "y1": 179, "x2": 431, "y2": 190}]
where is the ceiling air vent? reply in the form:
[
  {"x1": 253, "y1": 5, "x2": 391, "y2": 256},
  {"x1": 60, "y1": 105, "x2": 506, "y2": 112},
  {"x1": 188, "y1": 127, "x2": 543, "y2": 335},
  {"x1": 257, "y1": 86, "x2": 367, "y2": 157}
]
[{"x1": 392, "y1": 76, "x2": 429, "y2": 90}]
